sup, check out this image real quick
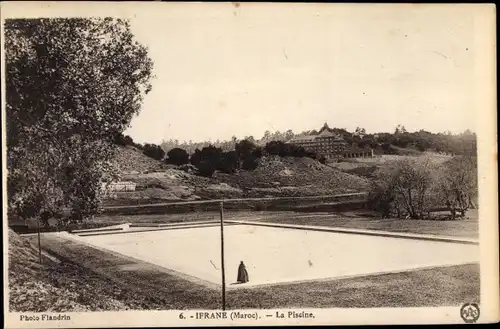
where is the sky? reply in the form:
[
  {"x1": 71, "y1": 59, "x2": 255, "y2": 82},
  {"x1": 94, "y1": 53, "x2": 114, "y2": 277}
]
[{"x1": 123, "y1": 3, "x2": 484, "y2": 144}]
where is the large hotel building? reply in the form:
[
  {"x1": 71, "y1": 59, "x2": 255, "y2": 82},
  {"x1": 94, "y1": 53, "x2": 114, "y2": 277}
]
[{"x1": 287, "y1": 123, "x2": 374, "y2": 160}]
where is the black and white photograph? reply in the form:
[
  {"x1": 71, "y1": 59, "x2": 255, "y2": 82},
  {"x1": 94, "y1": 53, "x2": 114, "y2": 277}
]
[{"x1": 2, "y1": 2, "x2": 498, "y2": 327}]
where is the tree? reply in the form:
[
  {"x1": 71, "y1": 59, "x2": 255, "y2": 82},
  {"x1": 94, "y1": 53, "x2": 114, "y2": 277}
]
[
  {"x1": 252, "y1": 147, "x2": 263, "y2": 158},
  {"x1": 219, "y1": 151, "x2": 238, "y2": 173},
  {"x1": 354, "y1": 127, "x2": 366, "y2": 138},
  {"x1": 235, "y1": 139, "x2": 256, "y2": 158},
  {"x1": 284, "y1": 129, "x2": 295, "y2": 141},
  {"x1": 6, "y1": 18, "x2": 153, "y2": 226},
  {"x1": 369, "y1": 158, "x2": 434, "y2": 219},
  {"x1": 395, "y1": 124, "x2": 407, "y2": 135},
  {"x1": 235, "y1": 139, "x2": 257, "y2": 167},
  {"x1": 143, "y1": 143, "x2": 165, "y2": 161},
  {"x1": 242, "y1": 155, "x2": 259, "y2": 171},
  {"x1": 190, "y1": 149, "x2": 202, "y2": 167},
  {"x1": 262, "y1": 130, "x2": 272, "y2": 143},
  {"x1": 166, "y1": 148, "x2": 189, "y2": 165},
  {"x1": 197, "y1": 160, "x2": 216, "y2": 178},
  {"x1": 436, "y1": 156, "x2": 478, "y2": 218},
  {"x1": 264, "y1": 141, "x2": 286, "y2": 156}
]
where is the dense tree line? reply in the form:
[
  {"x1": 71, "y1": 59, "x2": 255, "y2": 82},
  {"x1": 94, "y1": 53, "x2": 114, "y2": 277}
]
[
  {"x1": 122, "y1": 124, "x2": 476, "y2": 165},
  {"x1": 161, "y1": 139, "x2": 323, "y2": 178},
  {"x1": 159, "y1": 125, "x2": 477, "y2": 157}
]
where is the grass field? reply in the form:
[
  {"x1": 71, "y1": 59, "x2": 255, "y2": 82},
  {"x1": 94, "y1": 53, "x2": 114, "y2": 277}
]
[{"x1": 252, "y1": 211, "x2": 479, "y2": 239}]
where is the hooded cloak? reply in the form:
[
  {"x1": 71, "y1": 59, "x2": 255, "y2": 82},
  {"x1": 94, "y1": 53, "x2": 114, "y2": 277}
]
[{"x1": 237, "y1": 261, "x2": 249, "y2": 283}]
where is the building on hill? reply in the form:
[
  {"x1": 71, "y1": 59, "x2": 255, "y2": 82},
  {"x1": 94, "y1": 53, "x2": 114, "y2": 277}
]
[
  {"x1": 287, "y1": 123, "x2": 373, "y2": 159},
  {"x1": 101, "y1": 181, "x2": 136, "y2": 192},
  {"x1": 342, "y1": 145, "x2": 374, "y2": 158}
]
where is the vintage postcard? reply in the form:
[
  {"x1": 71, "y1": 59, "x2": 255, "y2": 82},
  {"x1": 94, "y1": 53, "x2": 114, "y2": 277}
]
[{"x1": 2, "y1": 2, "x2": 498, "y2": 327}]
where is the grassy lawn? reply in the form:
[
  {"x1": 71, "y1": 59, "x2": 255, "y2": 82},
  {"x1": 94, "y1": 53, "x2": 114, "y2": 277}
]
[
  {"x1": 16, "y1": 232, "x2": 479, "y2": 311},
  {"x1": 251, "y1": 212, "x2": 478, "y2": 239}
]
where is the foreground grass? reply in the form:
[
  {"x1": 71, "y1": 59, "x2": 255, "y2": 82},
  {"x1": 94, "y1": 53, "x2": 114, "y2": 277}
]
[
  {"x1": 228, "y1": 263, "x2": 479, "y2": 308},
  {"x1": 13, "y1": 233, "x2": 479, "y2": 311}
]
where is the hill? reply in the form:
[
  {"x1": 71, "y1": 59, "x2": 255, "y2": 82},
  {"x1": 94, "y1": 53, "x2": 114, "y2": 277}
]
[
  {"x1": 215, "y1": 156, "x2": 368, "y2": 197},
  {"x1": 105, "y1": 147, "x2": 369, "y2": 205},
  {"x1": 113, "y1": 145, "x2": 167, "y2": 174}
]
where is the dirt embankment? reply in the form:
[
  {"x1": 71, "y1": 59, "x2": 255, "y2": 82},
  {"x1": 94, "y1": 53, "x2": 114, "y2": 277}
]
[
  {"x1": 8, "y1": 229, "x2": 181, "y2": 311},
  {"x1": 8, "y1": 229, "x2": 92, "y2": 311}
]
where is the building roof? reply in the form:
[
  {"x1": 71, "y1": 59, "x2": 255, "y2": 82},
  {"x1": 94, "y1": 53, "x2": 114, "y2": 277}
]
[
  {"x1": 288, "y1": 123, "x2": 348, "y2": 144},
  {"x1": 317, "y1": 129, "x2": 335, "y2": 137}
]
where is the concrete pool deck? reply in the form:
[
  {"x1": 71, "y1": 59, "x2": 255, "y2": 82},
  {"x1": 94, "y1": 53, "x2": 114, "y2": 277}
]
[{"x1": 55, "y1": 221, "x2": 479, "y2": 289}]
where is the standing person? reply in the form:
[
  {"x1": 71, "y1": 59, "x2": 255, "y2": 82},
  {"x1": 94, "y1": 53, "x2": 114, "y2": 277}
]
[{"x1": 237, "y1": 261, "x2": 249, "y2": 283}]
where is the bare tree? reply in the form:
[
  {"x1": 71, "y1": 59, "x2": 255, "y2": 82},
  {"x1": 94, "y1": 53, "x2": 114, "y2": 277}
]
[
  {"x1": 369, "y1": 157, "x2": 435, "y2": 219},
  {"x1": 437, "y1": 155, "x2": 478, "y2": 219}
]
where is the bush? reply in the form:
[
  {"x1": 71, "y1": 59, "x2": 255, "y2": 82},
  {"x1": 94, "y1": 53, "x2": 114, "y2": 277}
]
[
  {"x1": 190, "y1": 149, "x2": 202, "y2": 167},
  {"x1": 264, "y1": 141, "x2": 319, "y2": 160},
  {"x1": 166, "y1": 148, "x2": 189, "y2": 165},
  {"x1": 197, "y1": 160, "x2": 216, "y2": 178},
  {"x1": 264, "y1": 141, "x2": 285, "y2": 156},
  {"x1": 252, "y1": 147, "x2": 263, "y2": 158},
  {"x1": 142, "y1": 143, "x2": 165, "y2": 161},
  {"x1": 219, "y1": 151, "x2": 238, "y2": 173},
  {"x1": 242, "y1": 155, "x2": 258, "y2": 171},
  {"x1": 368, "y1": 158, "x2": 435, "y2": 219},
  {"x1": 235, "y1": 139, "x2": 256, "y2": 159},
  {"x1": 113, "y1": 133, "x2": 135, "y2": 147}
]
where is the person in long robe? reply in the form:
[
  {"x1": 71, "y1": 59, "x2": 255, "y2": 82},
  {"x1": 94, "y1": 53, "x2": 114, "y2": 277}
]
[{"x1": 237, "y1": 261, "x2": 249, "y2": 283}]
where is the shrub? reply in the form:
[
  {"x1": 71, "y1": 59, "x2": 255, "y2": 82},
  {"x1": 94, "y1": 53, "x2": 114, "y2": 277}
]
[
  {"x1": 190, "y1": 149, "x2": 202, "y2": 167},
  {"x1": 113, "y1": 133, "x2": 135, "y2": 147},
  {"x1": 197, "y1": 160, "x2": 216, "y2": 178},
  {"x1": 142, "y1": 143, "x2": 165, "y2": 161},
  {"x1": 242, "y1": 155, "x2": 259, "y2": 171},
  {"x1": 219, "y1": 151, "x2": 238, "y2": 173},
  {"x1": 166, "y1": 148, "x2": 189, "y2": 165},
  {"x1": 235, "y1": 139, "x2": 256, "y2": 159},
  {"x1": 252, "y1": 147, "x2": 263, "y2": 158}
]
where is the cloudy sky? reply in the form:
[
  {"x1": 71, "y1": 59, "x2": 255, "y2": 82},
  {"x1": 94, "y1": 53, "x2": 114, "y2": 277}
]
[{"x1": 120, "y1": 3, "x2": 486, "y2": 144}]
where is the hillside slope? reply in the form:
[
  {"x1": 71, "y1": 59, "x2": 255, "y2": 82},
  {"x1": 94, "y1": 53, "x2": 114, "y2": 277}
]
[
  {"x1": 113, "y1": 145, "x2": 167, "y2": 174},
  {"x1": 215, "y1": 156, "x2": 369, "y2": 197},
  {"x1": 107, "y1": 148, "x2": 369, "y2": 204},
  {"x1": 8, "y1": 229, "x2": 91, "y2": 311},
  {"x1": 8, "y1": 229, "x2": 183, "y2": 311}
]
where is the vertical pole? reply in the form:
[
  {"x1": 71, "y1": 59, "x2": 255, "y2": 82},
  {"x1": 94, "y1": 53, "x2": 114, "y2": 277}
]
[
  {"x1": 37, "y1": 220, "x2": 42, "y2": 264},
  {"x1": 220, "y1": 201, "x2": 226, "y2": 311}
]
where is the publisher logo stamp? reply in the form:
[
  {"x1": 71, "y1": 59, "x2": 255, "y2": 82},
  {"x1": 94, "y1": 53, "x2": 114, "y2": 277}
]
[{"x1": 460, "y1": 303, "x2": 480, "y2": 323}]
